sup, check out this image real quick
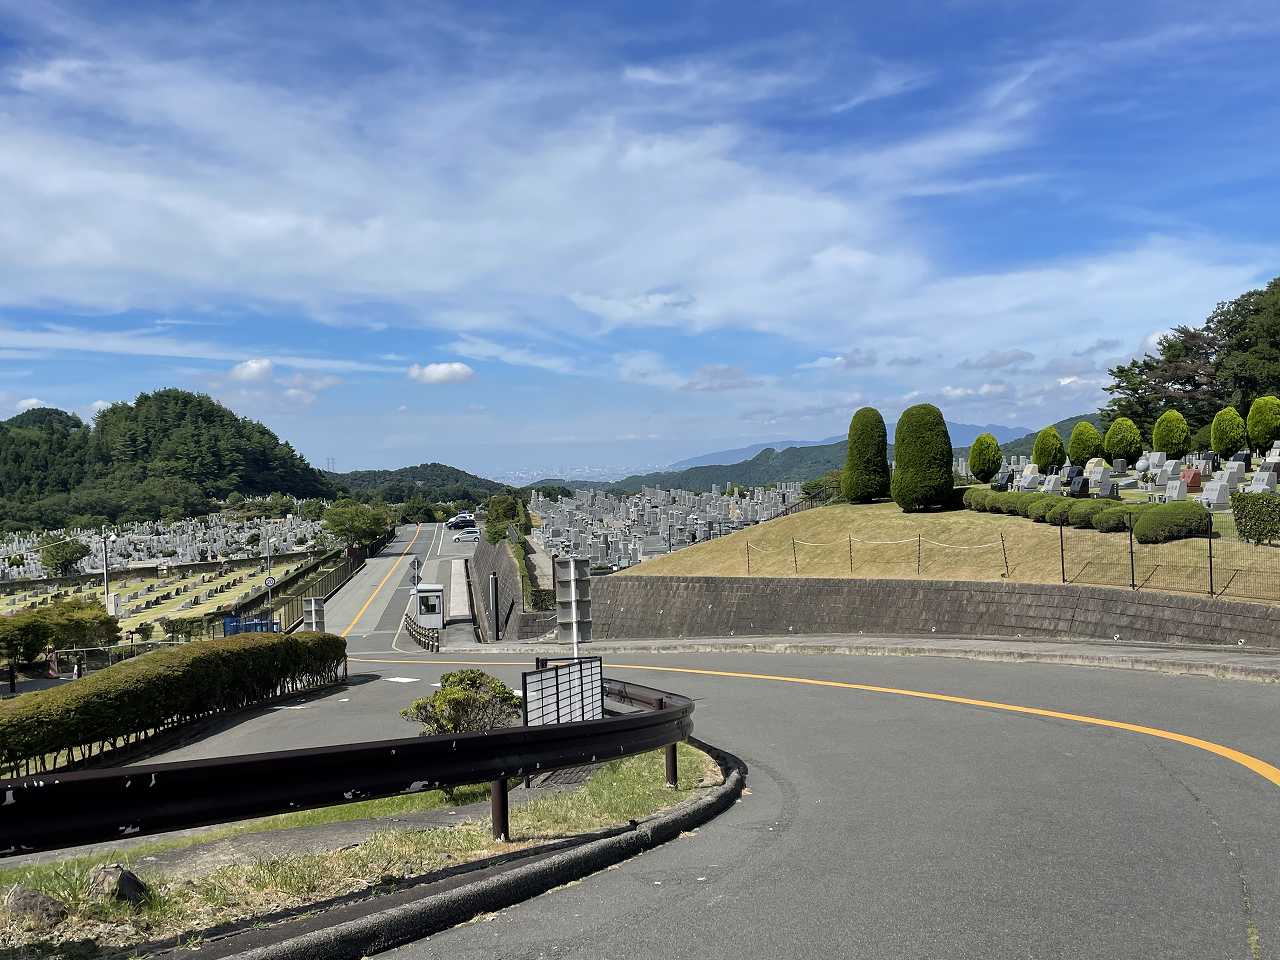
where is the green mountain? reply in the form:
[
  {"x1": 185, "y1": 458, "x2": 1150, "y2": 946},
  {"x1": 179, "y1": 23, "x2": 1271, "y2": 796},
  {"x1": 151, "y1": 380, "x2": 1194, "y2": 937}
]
[
  {"x1": 0, "y1": 389, "x2": 333, "y2": 532},
  {"x1": 327, "y1": 462, "x2": 505, "y2": 505},
  {"x1": 603, "y1": 442, "x2": 847, "y2": 494}
]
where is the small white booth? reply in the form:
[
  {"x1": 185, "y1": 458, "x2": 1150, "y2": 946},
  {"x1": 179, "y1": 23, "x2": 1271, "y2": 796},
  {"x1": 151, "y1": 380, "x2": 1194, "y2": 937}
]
[{"x1": 413, "y1": 583, "x2": 445, "y2": 631}]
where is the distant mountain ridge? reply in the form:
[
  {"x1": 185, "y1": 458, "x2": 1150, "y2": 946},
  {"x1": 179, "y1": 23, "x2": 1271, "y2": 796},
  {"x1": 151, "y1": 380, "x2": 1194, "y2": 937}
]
[
  {"x1": 326, "y1": 462, "x2": 505, "y2": 504},
  {"x1": 668, "y1": 422, "x2": 1032, "y2": 471}
]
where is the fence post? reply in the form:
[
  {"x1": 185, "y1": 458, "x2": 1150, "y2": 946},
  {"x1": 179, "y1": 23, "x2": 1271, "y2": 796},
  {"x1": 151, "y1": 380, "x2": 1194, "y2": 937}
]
[
  {"x1": 848, "y1": 535, "x2": 854, "y2": 575},
  {"x1": 1059, "y1": 522, "x2": 1066, "y2": 583},
  {"x1": 792, "y1": 539, "x2": 798, "y2": 575},
  {"x1": 746, "y1": 539, "x2": 751, "y2": 575},
  {"x1": 916, "y1": 535, "x2": 922, "y2": 575},
  {"x1": 660, "y1": 697, "x2": 678, "y2": 787},
  {"x1": 490, "y1": 778, "x2": 509, "y2": 841},
  {"x1": 999, "y1": 533, "x2": 1009, "y2": 578},
  {"x1": 1208, "y1": 512, "x2": 1215, "y2": 596},
  {"x1": 1128, "y1": 516, "x2": 1137, "y2": 590}
]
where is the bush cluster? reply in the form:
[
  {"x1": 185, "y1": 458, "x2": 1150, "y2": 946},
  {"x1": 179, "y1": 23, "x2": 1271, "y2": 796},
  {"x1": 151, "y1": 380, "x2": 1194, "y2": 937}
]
[
  {"x1": 0, "y1": 597, "x2": 120, "y2": 663},
  {"x1": 0, "y1": 631, "x2": 346, "y2": 774},
  {"x1": 1132, "y1": 501, "x2": 1211, "y2": 544},
  {"x1": 1230, "y1": 491, "x2": 1280, "y2": 545}
]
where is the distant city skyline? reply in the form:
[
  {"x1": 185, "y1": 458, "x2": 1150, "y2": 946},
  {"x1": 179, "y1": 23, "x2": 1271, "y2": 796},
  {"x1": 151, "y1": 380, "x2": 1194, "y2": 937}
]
[{"x1": 2, "y1": 1, "x2": 1278, "y2": 474}]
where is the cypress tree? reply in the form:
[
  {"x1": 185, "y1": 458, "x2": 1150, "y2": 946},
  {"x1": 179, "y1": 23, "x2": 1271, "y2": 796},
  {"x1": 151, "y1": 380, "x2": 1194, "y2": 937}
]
[
  {"x1": 841, "y1": 407, "x2": 890, "y2": 503},
  {"x1": 1031, "y1": 427, "x2": 1065, "y2": 472},
  {"x1": 967, "y1": 433, "x2": 1002, "y2": 483},
  {"x1": 890, "y1": 404, "x2": 953, "y2": 512}
]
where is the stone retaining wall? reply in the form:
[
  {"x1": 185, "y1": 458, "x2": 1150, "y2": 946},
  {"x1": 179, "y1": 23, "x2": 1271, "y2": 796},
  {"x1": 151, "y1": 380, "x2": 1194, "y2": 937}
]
[
  {"x1": 593, "y1": 576, "x2": 1280, "y2": 650},
  {"x1": 471, "y1": 539, "x2": 555, "y2": 642}
]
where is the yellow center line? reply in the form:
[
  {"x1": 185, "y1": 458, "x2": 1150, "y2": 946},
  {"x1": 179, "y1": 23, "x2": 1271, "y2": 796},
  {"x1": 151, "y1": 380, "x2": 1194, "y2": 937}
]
[
  {"x1": 340, "y1": 524, "x2": 423, "y2": 638},
  {"x1": 346, "y1": 655, "x2": 1280, "y2": 789}
]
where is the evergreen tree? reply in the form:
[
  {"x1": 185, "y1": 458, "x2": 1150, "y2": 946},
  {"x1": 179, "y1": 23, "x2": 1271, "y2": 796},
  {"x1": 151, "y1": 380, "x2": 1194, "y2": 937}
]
[
  {"x1": 841, "y1": 407, "x2": 890, "y2": 503},
  {"x1": 1210, "y1": 406, "x2": 1247, "y2": 459},
  {"x1": 890, "y1": 404, "x2": 953, "y2": 512},
  {"x1": 1102, "y1": 417, "x2": 1143, "y2": 465},
  {"x1": 967, "y1": 433, "x2": 1002, "y2": 483},
  {"x1": 1151, "y1": 410, "x2": 1191, "y2": 459},
  {"x1": 1066, "y1": 421, "x2": 1105, "y2": 466},
  {"x1": 1031, "y1": 427, "x2": 1065, "y2": 472}
]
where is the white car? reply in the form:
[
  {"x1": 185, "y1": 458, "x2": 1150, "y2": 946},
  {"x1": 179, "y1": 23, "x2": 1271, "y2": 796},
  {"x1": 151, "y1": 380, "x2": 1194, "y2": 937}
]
[{"x1": 453, "y1": 529, "x2": 481, "y2": 543}]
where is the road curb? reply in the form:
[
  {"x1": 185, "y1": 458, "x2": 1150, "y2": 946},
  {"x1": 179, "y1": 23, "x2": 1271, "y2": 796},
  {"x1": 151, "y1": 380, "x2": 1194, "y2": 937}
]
[
  {"x1": 225, "y1": 738, "x2": 745, "y2": 960},
  {"x1": 474, "y1": 639, "x2": 1280, "y2": 684}
]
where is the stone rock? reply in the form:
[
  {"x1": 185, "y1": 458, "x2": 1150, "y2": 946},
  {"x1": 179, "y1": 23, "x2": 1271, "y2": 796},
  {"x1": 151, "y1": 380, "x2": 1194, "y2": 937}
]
[
  {"x1": 3, "y1": 884, "x2": 68, "y2": 927},
  {"x1": 87, "y1": 863, "x2": 150, "y2": 907}
]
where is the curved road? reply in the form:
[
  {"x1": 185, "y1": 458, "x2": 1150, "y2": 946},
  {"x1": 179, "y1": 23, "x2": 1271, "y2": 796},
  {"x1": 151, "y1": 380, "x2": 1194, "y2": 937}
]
[{"x1": 159, "y1": 527, "x2": 1280, "y2": 957}]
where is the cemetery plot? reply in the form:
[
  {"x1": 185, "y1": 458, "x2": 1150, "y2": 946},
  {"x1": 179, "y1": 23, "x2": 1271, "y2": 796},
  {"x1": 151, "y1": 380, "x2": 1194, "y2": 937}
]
[{"x1": 530, "y1": 482, "x2": 806, "y2": 570}]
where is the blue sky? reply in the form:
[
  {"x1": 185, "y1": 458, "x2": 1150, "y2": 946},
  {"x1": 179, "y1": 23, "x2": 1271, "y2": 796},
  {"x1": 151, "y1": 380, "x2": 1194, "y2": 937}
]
[{"x1": 1, "y1": 1, "x2": 1278, "y2": 479}]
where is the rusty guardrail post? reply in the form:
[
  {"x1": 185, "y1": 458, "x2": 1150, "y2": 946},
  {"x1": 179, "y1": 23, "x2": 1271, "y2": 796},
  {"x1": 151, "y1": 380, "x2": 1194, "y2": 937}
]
[{"x1": 491, "y1": 778, "x2": 509, "y2": 840}]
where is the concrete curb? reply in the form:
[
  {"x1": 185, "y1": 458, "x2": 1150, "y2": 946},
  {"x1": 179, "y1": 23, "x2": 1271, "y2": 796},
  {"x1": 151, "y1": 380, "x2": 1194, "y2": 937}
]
[
  {"x1": 474, "y1": 639, "x2": 1280, "y2": 685},
  {"x1": 226, "y1": 739, "x2": 745, "y2": 960}
]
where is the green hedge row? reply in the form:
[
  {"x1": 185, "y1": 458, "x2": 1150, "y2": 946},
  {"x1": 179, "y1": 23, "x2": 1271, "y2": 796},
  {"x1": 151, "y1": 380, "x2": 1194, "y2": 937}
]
[
  {"x1": 964, "y1": 487, "x2": 1208, "y2": 541},
  {"x1": 0, "y1": 631, "x2": 346, "y2": 775},
  {"x1": 1230, "y1": 491, "x2": 1280, "y2": 545}
]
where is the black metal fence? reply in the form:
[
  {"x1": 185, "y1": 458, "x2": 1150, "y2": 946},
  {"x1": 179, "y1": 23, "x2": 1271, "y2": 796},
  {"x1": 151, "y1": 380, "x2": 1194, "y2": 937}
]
[
  {"x1": 1062, "y1": 512, "x2": 1280, "y2": 602},
  {"x1": 0, "y1": 676, "x2": 693, "y2": 856}
]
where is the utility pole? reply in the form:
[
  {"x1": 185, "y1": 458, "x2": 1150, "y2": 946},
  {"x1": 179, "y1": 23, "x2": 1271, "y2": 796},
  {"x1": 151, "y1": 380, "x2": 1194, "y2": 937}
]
[{"x1": 101, "y1": 526, "x2": 112, "y2": 610}]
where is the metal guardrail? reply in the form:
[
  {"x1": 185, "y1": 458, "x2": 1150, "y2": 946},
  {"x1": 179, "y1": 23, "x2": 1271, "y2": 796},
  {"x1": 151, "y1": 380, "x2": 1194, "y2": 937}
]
[{"x1": 0, "y1": 677, "x2": 692, "y2": 856}]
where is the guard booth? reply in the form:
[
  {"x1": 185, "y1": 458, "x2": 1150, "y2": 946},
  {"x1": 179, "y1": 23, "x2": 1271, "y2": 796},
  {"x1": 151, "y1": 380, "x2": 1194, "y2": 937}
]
[{"x1": 412, "y1": 583, "x2": 445, "y2": 631}]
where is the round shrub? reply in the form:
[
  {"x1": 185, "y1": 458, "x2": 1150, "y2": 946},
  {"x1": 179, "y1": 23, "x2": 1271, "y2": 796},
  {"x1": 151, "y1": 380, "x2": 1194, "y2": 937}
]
[
  {"x1": 1018, "y1": 493, "x2": 1057, "y2": 519},
  {"x1": 1027, "y1": 497, "x2": 1059, "y2": 522},
  {"x1": 1093, "y1": 504, "x2": 1151, "y2": 533},
  {"x1": 1031, "y1": 427, "x2": 1065, "y2": 472},
  {"x1": 1133, "y1": 501, "x2": 1210, "y2": 543},
  {"x1": 842, "y1": 406, "x2": 891, "y2": 503},
  {"x1": 1045, "y1": 500, "x2": 1075, "y2": 525},
  {"x1": 891, "y1": 403, "x2": 954, "y2": 512},
  {"x1": 1067, "y1": 421, "x2": 1104, "y2": 466},
  {"x1": 963, "y1": 487, "x2": 991, "y2": 511},
  {"x1": 1151, "y1": 410, "x2": 1190, "y2": 459},
  {"x1": 1247, "y1": 395, "x2": 1280, "y2": 453},
  {"x1": 988, "y1": 491, "x2": 1022, "y2": 515},
  {"x1": 968, "y1": 433, "x2": 1003, "y2": 484},
  {"x1": 1210, "y1": 406, "x2": 1247, "y2": 459},
  {"x1": 1103, "y1": 417, "x2": 1143, "y2": 465},
  {"x1": 1067, "y1": 499, "x2": 1111, "y2": 529}
]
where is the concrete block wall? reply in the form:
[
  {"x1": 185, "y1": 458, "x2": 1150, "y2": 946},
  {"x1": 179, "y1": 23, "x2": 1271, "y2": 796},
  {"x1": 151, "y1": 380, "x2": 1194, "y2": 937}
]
[
  {"x1": 592, "y1": 576, "x2": 1280, "y2": 651},
  {"x1": 470, "y1": 538, "x2": 556, "y2": 642}
]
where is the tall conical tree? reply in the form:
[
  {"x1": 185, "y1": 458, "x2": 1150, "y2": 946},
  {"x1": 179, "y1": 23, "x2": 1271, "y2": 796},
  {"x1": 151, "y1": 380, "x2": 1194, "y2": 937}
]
[
  {"x1": 841, "y1": 407, "x2": 891, "y2": 503},
  {"x1": 968, "y1": 432, "x2": 1002, "y2": 483},
  {"x1": 1151, "y1": 410, "x2": 1190, "y2": 459},
  {"x1": 890, "y1": 403, "x2": 953, "y2": 512},
  {"x1": 1031, "y1": 427, "x2": 1065, "y2": 472},
  {"x1": 1067, "y1": 421, "x2": 1104, "y2": 466},
  {"x1": 1210, "y1": 406, "x2": 1247, "y2": 459},
  {"x1": 1103, "y1": 417, "x2": 1142, "y2": 465}
]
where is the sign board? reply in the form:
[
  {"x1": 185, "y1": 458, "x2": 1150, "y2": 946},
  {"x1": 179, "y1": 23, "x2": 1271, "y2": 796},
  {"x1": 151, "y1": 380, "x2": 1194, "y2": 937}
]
[
  {"x1": 302, "y1": 597, "x2": 325, "y2": 633},
  {"x1": 222, "y1": 614, "x2": 281, "y2": 635},
  {"x1": 521, "y1": 657, "x2": 603, "y2": 726},
  {"x1": 553, "y1": 557, "x2": 592, "y2": 652},
  {"x1": 264, "y1": 576, "x2": 277, "y2": 588}
]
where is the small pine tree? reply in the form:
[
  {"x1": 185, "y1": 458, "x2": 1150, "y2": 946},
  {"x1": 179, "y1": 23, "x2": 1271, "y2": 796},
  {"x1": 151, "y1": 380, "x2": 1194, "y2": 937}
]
[
  {"x1": 1210, "y1": 406, "x2": 1247, "y2": 459},
  {"x1": 1151, "y1": 410, "x2": 1191, "y2": 459},
  {"x1": 1066, "y1": 421, "x2": 1104, "y2": 466},
  {"x1": 1103, "y1": 417, "x2": 1143, "y2": 465},
  {"x1": 841, "y1": 407, "x2": 890, "y2": 503},
  {"x1": 1031, "y1": 427, "x2": 1065, "y2": 473},
  {"x1": 967, "y1": 433, "x2": 1003, "y2": 483}
]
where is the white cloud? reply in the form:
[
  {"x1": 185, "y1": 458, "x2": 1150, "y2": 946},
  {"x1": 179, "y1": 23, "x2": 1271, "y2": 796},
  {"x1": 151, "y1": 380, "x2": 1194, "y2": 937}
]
[
  {"x1": 408, "y1": 362, "x2": 475, "y2": 384},
  {"x1": 229, "y1": 357, "x2": 274, "y2": 382},
  {"x1": 16, "y1": 397, "x2": 48, "y2": 411},
  {"x1": 448, "y1": 336, "x2": 572, "y2": 374}
]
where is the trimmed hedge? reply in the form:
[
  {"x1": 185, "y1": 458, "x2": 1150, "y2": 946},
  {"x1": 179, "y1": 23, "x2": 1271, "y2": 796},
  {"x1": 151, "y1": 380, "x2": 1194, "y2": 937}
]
[
  {"x1": 1230, "y1": 491, "x2": 1280, "y2": 545},
  {"x1": 842, "y1": 406, "x2": 891, "y2": 503},
  {"x1": 1067, "y1": 499, "x2": 1111, "y2": 529},
  {"x1": 891, "y1": 403, "x2": 954, "y2": 512},
  {"x1": 968, "y1": 433, "x2": 1003, "y2": 484},
  {"x1": 1132, "y1": 501, "x2": 1211, "y2": 544},
  {"x1": 1044, "y1": 500, "x2": 1075, "y2": 526},
  {"x1": 1027, "y1": 497, "x2": 1059, "y2": 522},
  {"x1": 1093, "y1": 504, "x2": 1153, "y2": 533},
  {"x1": 962, "y1": 487, "x2": 992, "y2": 511},
  {"x1": 1018, "y1": 493, "x2": 1058, "y2": 519},
  {"x1": 0, "y1": 631, "x2": 346, "y2": 775}
]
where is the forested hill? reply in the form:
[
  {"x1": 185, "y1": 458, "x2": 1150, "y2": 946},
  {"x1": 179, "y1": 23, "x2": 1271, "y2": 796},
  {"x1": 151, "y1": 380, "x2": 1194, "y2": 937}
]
[
  {"x1": 0, "y1": 389, "x2": 333, "y2": 532},
  {"x1": 604, "y1": 442, "x2": 846, "y2": 494},
  {"x1": 327, "y1": 462, "x2": 504, "y2": 504}
]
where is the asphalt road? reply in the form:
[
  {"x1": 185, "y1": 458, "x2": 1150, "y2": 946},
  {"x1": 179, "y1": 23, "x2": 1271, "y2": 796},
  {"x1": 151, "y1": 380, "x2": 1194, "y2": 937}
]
[{"x1": 144, "y1": 527, "x2": 1280, "y2": 958}]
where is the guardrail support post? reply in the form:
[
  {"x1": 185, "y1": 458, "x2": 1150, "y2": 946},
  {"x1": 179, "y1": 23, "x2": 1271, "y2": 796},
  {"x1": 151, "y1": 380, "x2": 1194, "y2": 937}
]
[
  {"x1": 490, "y1": 778, "x2": 509, "y2": 841},
  {"x1": 665, "y1": 743, "x2": 678, "y2": 788}
]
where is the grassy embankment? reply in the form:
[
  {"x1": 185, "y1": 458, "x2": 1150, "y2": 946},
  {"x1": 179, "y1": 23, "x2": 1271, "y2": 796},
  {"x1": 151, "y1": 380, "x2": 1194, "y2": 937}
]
[
  {"x1": 1, "y1": 744, "x2": 717, "y2": 958},
  {"x1": 624, "y1": 498, "x2": 1274, "y2": 598}
]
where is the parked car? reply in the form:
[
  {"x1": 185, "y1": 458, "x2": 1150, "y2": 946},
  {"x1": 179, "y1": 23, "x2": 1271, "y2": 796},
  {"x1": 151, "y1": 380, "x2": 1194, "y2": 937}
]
[
  {"x1": 445, "y1": 514, "x2": 476, "y2": 529},
  {"x1": 453, "y1": 529, "x2": 481, "y2": 542}
]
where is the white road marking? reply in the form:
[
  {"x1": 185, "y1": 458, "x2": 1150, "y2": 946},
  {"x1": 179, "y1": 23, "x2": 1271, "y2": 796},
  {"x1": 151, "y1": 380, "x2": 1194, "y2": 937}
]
[{"x1": 383, "y1": 677, "x2": 420, "y2": 683}]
